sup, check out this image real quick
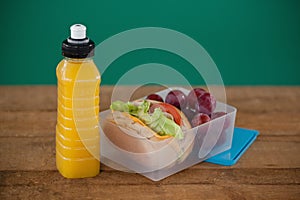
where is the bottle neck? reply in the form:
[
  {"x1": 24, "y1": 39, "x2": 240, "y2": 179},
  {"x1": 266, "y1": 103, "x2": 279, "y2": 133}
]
[{"x1": 64, "y1": 57, "x2": 93, "y2": 63}]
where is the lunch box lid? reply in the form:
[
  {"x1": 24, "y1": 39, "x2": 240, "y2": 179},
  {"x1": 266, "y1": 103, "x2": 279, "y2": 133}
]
[{"x1": 205, "y1": 127, "x2": 259, "y2": 166}]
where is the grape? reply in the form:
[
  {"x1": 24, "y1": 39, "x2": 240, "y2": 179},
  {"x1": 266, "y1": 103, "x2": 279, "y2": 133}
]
[
  {"x1": 211, "y1": 112, "x2": 226, "y2": 120},
  {"x1": 187, "y1": 88, "x2": 206, "y2": 110},
  {"x1": 182, "y1": 107, "x2": 196, "y2": 122},
  {"x1": 193, "y1": 92, "x2": 216, "y2": 115},
  {"x1": 211, "y1": 111, "x2": 230, "y2": 129},
  {"x1": 187, "y1": 88, "x2": 216, "y2": 115},
  {"x1": 191, "y1": 113, "x2": 210, "y2": 127},
  {"x1": 165, "y1": 90, "x2": 187, "y2": 110},
  {"x1": 146, "y1": 94, "x2": 164, "y2": 102}
]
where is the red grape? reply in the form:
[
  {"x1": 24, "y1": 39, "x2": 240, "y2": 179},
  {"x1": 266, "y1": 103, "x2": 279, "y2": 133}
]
[
  {"x1": 211, "y1": 111, "x2": 230, "y2": 129},
  {"x1": 165, "y1": 90, "x2": 187, "y2": 110},
  {"x1": 146, "y1": 94, "x2": 164, "y2": 102},
  {"x1": 191, "y1": 113, "x2": 210, "y2": 127},
  {"x1": 194, "y1": 92, "x2": 216, "y2": 115},
  {"x1": 187, "y1": 88, "x2": 206, "y2": 110},
  {"x1": 211, "y1": 112, "x2": 227, "y2": 120},
  {"x1": 182, "y1": 107, "x2": 196, "y2": 122}
]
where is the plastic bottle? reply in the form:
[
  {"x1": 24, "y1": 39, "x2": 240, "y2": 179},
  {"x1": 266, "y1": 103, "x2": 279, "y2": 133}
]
[{"x1": 56, "y1": 24, "x2": 100, "y2": 178}]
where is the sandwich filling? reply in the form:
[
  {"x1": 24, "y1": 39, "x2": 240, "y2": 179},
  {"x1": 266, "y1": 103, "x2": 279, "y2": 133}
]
[{"x1": 110, "y1": 100, "x2": 184, "y2": 139}]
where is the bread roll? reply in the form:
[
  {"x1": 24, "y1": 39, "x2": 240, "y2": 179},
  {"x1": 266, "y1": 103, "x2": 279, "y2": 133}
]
[{"x1": 101, "y1": 101, "x2": 194, "y2": 172}]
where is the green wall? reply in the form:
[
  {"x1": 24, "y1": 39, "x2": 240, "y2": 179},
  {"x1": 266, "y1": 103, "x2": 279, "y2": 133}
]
[{"x1": 1, "y1": 0, "x2": 299, "y2": 85}]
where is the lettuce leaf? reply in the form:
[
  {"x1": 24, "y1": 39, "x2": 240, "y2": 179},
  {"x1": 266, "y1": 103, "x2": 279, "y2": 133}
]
[
  {"x1": 110, "y1": 100, "x2": 183, "y2": 139},
  {"x1": 110, "y1": 100, "x2": 138, "y2": 115}
]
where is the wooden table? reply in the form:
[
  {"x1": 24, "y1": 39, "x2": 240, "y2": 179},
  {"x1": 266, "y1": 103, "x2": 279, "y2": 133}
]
[{"x1": 0, "y1": 86, "x2": 299, "y2": 199}]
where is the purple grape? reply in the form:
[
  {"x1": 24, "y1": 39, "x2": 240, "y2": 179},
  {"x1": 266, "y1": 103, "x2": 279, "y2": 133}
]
[
  {"x1": 146, "y1": 94, "x2": 164, "y2": 102},
  {"x1": 165, "y1": 90, "x2": 187, "y2": 110},
  {"x1": 187, "y1": 88, "x2": 206, "y2": 110},
  {"x1": 211, "y1": 112, "x2": 230, "y2": 129},
  {"x1": 191, "y1": 92, "x2": 216, "y2": 115},
  {"x1": 182, "y1": 107, "x2": 196, "y2": 122},
  {"x1": 191, "y1": 113, "x2": 211, "y2": 127},
  {"x1": 211, "y1": 112, "x2": 227, "y2": 120}
]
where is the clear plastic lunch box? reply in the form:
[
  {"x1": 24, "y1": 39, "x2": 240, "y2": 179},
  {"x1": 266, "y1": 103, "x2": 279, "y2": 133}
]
[{"x1": 99, "y1": 87, "x2": 237, "y2": 181}]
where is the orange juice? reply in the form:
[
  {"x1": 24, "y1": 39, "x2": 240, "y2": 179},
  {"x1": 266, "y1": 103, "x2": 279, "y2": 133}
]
[{"x1": 56, "y1": 24, "x2": 100, "y2": 178}]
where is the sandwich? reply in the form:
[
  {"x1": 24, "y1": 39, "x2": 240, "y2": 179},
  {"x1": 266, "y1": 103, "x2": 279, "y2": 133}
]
[{"x1": 102, "y1": 99, "x2": 194, "y2": 171}]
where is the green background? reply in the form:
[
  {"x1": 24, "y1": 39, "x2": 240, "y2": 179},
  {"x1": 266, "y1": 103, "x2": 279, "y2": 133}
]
[{"x1": 1, "y1": 0, "x2": 299, "y2": 85}]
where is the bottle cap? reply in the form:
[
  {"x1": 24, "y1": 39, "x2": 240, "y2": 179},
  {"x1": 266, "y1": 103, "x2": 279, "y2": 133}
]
[
  {"x1": 70, "y1": 24, "x2": 86, "y2": 39},
  {"x1": 62, "y1": 24, "x2": 95, "y2": 58}
]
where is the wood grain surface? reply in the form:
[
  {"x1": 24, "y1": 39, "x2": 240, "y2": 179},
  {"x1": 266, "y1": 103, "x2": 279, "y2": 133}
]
[{"x1": 0, "y1": 86, "x2": 299, "y2": 200}]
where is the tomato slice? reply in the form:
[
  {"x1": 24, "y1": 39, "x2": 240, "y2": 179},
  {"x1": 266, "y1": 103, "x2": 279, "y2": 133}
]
[{"x1": 150, "y1": 103, "x2": 182, "y2": 126}]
